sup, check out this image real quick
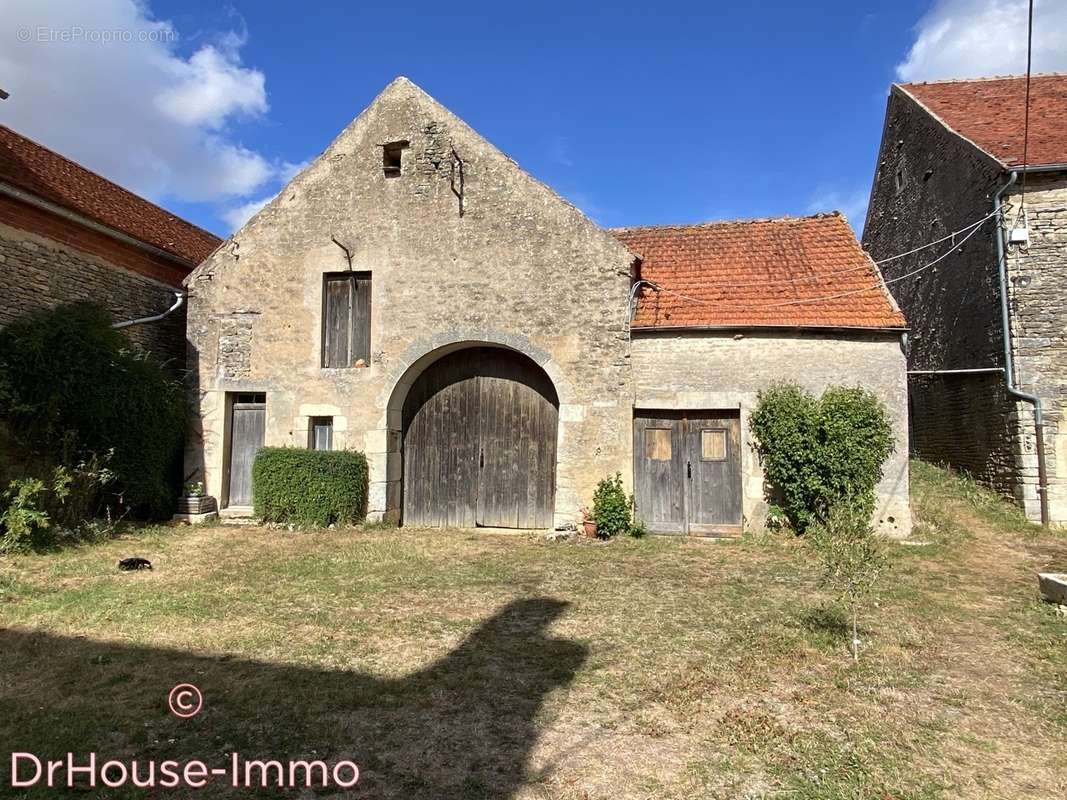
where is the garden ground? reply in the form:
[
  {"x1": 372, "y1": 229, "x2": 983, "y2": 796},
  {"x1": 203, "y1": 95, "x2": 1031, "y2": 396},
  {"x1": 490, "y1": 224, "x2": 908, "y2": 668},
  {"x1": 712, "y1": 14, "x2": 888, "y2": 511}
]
[{"x1": 0, "y1": 461, "x2": 1065, "y2": 799}]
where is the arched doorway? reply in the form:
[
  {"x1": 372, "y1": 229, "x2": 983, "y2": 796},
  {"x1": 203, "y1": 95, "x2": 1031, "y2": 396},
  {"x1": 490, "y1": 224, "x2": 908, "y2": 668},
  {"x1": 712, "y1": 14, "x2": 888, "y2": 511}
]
[{"x1": 401, "y1": 346, "x2": 559, "y2": 528}]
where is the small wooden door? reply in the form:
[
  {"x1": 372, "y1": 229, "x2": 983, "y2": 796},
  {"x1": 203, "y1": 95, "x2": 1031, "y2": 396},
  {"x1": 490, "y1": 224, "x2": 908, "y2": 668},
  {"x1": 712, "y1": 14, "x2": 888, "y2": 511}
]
[
  {"x1": 632, "y1": 413, "x2": 687, "y2": 533},
  {"x1": 402, "y1": 348, "x2": 558, "y2": 529},
  {"x1": 685, "y1": 414, "x2": 743, "y2": 535},
  {"x1": 226, "y1": 393, "x2": 265, "y2": 507},
  {"x1": 634, "y1": 410, "x2": 742, "y2": 535}
]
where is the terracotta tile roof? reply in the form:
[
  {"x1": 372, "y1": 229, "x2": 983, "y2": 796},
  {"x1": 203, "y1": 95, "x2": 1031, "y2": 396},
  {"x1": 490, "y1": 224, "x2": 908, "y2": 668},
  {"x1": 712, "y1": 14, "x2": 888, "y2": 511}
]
[
  {"x1": 0, "y1": 125, "x2": 221, "y2": 266},
  {"x1": 900, "y1": 74, "x2": 1067, "y2": 167},
  {"x1": 614, "y1": 213, "x2": 906, "y2": 330}
]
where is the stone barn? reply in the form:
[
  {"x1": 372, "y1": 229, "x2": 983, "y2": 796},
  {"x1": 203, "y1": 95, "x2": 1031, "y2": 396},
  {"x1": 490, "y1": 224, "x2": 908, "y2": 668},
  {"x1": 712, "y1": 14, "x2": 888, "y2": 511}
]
[
  {"x1": 185, "y1": 77, "x2": 911, "y2": 536},
  {"x1": 864, "y1": 75, "x2": 1067, "y2": 525}
]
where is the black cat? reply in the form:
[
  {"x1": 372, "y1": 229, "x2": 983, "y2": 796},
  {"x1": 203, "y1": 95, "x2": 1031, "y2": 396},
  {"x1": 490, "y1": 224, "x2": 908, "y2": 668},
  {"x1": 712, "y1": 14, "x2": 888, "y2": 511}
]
[{"x1": 117, "y1": 557, "x2": 152, "y2": 571}]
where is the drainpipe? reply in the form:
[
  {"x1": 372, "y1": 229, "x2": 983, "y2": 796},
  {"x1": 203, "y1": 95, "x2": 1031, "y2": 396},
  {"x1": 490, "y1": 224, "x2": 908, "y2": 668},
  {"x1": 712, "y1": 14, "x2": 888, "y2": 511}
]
[
  {"x1": 111, "y1": 291, "x2": 184, "y2": 330},
  {"x1": 994, "y1": 170, "x2": 1049, "y2": 526}
]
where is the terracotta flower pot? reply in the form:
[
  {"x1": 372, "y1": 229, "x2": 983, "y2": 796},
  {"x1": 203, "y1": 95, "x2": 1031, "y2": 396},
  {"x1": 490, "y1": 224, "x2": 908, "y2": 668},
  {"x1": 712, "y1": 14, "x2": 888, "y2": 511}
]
[{"x1": 582, "y1": 520, "x2": 598, "y2": 538}]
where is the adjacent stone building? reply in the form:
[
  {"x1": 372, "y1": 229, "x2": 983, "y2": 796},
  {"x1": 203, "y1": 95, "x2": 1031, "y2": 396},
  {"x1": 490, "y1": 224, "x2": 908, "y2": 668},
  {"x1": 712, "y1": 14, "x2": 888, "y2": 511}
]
[
  {"x1": 0, "y1": 125, "x2": 221, "y2": 364},
  {"x1": 864, "y1": 75, "x2": 1067, "y2": 524},
  {"x1": 186, "y1": 77, "x2": 911, "y2": 535}
]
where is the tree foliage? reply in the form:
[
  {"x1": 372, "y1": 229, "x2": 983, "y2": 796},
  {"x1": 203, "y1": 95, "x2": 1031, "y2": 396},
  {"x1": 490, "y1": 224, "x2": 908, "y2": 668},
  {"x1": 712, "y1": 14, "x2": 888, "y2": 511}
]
[
  {"x1": 749, "y1": 383, "x2": 894, "y2": 532},
  {"x1": 0, "y1": 303, "x2": 185, "y2": 519}
]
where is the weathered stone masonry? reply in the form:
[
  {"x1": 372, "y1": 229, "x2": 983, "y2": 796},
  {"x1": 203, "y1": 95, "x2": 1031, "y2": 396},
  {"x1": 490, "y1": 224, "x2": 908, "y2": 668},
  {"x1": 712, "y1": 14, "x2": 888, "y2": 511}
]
[
  {"x1": 1002, "y1": 175, "x2": 1067, "y2": 521},
  {"x1": 0, "y1": 220, "x2": 187, "y2": 366},
  {"x1": 864, "y1": 88, "x2": 1033, "y2": 513},
  {"x1": 631, "y1": 331, "x2": 911, "y2": 537},
  {"x1": 185, "y1": 78, "x2": 912, "y2": 534},
  {"x1": 185, "y1": 78, "x2": 636, "y2": 525},
  {"x1": 865, "y1": 83, "x2": 1067, "y2": 523}
]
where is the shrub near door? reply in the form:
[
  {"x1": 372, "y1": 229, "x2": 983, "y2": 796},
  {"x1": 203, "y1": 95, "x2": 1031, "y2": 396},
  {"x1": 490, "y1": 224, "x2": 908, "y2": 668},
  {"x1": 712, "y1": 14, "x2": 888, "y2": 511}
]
[
  {"x1": 749, "y1": 383, "x2": 894, "y2": 533},
  {"x1": 252, "y1": 448, "x2": 368, "y2": 526}
]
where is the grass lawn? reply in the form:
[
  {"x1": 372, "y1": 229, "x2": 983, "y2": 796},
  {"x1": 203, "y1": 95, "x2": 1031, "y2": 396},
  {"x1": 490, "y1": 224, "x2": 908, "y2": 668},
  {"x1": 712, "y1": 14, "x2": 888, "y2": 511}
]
[{"x1": 1, "y1": 461, "x2": 1065, "y2": 799}]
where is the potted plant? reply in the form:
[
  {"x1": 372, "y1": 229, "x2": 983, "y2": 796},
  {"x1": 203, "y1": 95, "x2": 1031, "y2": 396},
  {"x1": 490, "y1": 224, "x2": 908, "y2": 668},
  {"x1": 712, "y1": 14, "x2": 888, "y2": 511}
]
[
  {"x1": 579, "y1": 506, "x2": 598, "y2": 538},
  {"x1": 177, "y1": 481, "x2": 216, "y2": 515}
]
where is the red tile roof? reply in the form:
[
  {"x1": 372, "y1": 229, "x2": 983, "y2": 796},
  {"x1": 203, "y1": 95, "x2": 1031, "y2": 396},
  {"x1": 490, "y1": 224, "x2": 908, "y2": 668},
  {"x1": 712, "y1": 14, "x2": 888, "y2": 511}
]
[
  {"x1": 900, "y1": 74, "x2": 1067, "y2": 167},
  {"x1": 614, "y1": 213, "x2": 906, "y2": 330},
  {"x1": 0, "y1": 125, "x2": 221, "y2": 266}
]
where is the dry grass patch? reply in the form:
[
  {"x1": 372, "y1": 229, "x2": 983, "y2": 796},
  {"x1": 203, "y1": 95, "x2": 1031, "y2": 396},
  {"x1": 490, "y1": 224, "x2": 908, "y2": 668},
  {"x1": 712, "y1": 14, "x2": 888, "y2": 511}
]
[{"x1": 1, "y1": 461, "x2": 1065, "y2": 798}]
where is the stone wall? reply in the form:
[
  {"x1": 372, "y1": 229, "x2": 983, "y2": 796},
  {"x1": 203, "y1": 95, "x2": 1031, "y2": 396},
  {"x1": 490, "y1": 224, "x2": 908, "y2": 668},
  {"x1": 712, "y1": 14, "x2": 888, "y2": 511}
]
[
  {"x1": 630, "y1": 330, "x2": 912, "y2": 537},
  {"x1": 862, "y1": 87, "x2": 1046, "y2": 519},
  {"x1": 906, "y1": 372, "x2": 1021, "y2": 497},
  {"x1": 184, "y1": 78, "x2": 636, "y2": 526},
  {"x1": 0, "y1": 219, "x2": 187, "y2": 367},
  {"x1": 1002, "y1": 174, "x2": 1067, "y2": 521}
]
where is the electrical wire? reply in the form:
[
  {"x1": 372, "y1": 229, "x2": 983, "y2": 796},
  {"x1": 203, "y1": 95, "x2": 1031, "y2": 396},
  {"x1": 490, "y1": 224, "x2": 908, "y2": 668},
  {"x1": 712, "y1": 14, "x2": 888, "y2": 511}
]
[
  {"x1": 872, "y1": 206, "x2": 1001, "y2": 264},
  {"x1": 628, "y1": 208, "x2": 1001, "y2": 294}
]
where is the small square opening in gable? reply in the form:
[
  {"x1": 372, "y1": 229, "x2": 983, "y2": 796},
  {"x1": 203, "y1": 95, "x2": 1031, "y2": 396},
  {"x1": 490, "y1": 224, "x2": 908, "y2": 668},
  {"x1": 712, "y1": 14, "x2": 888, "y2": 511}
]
[{"x1": 382, "y1": 140, "x2": 409, "y2": 178}]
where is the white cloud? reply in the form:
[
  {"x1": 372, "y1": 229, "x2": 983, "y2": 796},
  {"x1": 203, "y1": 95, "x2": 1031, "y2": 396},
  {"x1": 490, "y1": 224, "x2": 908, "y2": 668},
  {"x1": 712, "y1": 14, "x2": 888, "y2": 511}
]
[
  {"x1": 0, "y1": 0, "x2": 274, "y2": 203},
  {"x1": 221, "y1": 195, "x2": 273, "y2": 230},
  {"x1": 807, "y1": 187, "x2": 869, "y2": 231},
  {"x1": 155, "y1": 38, "x2": 267, "y2": 129},
  {"x1": 897, "y1": 0, "x2": 1067, "y2": 82},
  {"x1": 218, "y1": 160, "x2": 311, "y2": 232}
]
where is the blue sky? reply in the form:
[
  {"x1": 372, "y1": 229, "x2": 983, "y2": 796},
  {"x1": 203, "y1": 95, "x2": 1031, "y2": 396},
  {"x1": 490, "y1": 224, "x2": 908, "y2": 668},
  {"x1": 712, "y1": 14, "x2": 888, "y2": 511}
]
[{"x1": 3, "y1": 1, "x2": 1065, "y2": 237}]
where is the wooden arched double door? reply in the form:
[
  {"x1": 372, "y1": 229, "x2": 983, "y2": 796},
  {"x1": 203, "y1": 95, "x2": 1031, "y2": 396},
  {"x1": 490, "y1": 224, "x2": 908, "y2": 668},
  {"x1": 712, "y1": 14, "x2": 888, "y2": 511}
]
[{"x1": 402, "y1": 347, "x2": 559, "y2": 529}]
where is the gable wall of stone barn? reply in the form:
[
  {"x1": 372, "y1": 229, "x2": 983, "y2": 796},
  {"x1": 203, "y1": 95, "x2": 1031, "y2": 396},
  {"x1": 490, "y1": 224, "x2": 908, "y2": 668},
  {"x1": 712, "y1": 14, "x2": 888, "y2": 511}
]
[
  {"x1": 1002, "y1": 173, "x2": 1067, "y2": 522},
  {"x1": 863, "y1": 89, "x2": 1033, "y2": 515},
  {"x1": 0, "y1": 196, "x2": 190, "y2": 368},
  {"x1": 183, "y1": 79, "x2": 636, "y2": 526},
  {"x1": 630, "y1": 330, "x2": 911, "y2": 537}
]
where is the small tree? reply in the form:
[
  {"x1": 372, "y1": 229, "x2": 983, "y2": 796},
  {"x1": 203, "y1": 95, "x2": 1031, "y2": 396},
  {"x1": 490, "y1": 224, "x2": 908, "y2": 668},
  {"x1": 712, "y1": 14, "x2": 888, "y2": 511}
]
[{"x1": 808, "y1": 502, "x2": 888, "y2": 662}]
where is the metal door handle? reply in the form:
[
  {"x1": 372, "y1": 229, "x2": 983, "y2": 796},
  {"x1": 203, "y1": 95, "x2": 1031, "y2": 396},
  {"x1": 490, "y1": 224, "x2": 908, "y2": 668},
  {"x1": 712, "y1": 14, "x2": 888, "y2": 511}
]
[{"x1": 480, "y1": 449, "x2": 484, "y2": 469}]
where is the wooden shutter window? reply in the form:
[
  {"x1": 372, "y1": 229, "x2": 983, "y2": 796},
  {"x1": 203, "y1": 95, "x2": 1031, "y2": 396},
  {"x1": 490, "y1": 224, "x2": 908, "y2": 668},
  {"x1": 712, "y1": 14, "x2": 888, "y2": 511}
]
[
  {"x1": 701, "y1": 429, "x2": 727, "y2": 461},
  {"x1": 646, "y1": 428, "x2": 673, "y2": 461},
  {"x1": 322, "y1": 272, "x2": 371, "y2": 368}
]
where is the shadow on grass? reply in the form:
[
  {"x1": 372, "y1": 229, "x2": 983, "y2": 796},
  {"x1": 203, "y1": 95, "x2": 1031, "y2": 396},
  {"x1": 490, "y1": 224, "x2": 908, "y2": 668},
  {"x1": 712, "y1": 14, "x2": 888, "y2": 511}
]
[
  {"x1": 0, "y1": 598, "x2": 586, "y2": 798},
  {"x1": 799, "y1": 606, "x2": 860, "y2": 643}
]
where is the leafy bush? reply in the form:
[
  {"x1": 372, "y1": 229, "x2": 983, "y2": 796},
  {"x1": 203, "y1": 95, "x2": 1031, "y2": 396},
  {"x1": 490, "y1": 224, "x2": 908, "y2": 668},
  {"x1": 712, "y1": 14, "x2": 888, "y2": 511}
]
[
  {"x1": 0, "y1": 478, "x2": 50, "y2": 553},
  {"x1": 808, "y1": 501, "x2": 889, "y2": 662},
  {"x1": 0, "y1": 303, "x2": 185, "y2": 519},
  {"x1": 592, "y1": 473, "x2": 632, "y2": 538},
  {"x1": 253, "y1": 448, "x2": 368, "y2": 526},
  {"x1": 749, "y1": 383, "x2": 894, "y2": 533},
  {"x1": 0, "y1": 455, "x2": 117, "y2": 553}
]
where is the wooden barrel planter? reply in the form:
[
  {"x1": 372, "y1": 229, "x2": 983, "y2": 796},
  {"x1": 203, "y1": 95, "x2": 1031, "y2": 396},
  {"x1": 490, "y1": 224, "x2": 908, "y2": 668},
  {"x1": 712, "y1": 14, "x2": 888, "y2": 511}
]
[{"x1": 177, "y1": 496, "x2": 217, "y2": 515}]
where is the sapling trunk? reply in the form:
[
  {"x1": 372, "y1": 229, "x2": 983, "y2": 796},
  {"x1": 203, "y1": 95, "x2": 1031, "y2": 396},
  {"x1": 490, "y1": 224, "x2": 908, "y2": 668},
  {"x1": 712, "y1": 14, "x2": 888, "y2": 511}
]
[{"x1": 851, "y1": 602, "x2": 859, "y2": 663}]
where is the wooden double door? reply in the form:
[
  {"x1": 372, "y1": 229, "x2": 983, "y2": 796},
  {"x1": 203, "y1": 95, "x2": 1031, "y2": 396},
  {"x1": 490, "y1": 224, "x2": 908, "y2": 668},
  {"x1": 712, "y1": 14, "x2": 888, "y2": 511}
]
[
  {"x1": 633, "y1": 410, "x2": 743, "y2": 535},
  {"x1": 402, "y1": 348, "x2": 558, "y2": 529}
]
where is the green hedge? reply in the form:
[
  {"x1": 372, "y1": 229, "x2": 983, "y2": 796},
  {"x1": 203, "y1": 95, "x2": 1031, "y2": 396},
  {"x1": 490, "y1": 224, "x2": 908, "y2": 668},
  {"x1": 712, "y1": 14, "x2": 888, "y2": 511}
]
[{"x1": 252, "y1": 448, "x2": 368, "y2": 526}]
